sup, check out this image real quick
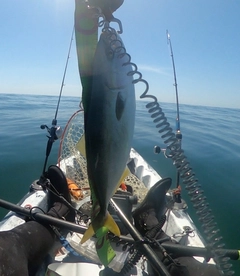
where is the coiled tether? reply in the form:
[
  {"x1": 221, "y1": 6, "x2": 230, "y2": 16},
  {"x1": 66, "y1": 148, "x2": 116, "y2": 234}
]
[{"x1": 89, "y1": 5, "x2": 234, "y2": 275}]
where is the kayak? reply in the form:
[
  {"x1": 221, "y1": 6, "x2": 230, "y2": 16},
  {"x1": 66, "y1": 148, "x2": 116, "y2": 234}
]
[
  {"x1": 0, "y1": 109, "x2": 216, "y2": 276},
  {"x1": 0, "y1": 2, "x2": 236, "y2": 275}
]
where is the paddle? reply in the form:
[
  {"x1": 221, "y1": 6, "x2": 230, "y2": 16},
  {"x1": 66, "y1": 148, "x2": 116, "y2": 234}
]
[{"x1": 0, "y1": 197, "x2": 239, "y2": 264}]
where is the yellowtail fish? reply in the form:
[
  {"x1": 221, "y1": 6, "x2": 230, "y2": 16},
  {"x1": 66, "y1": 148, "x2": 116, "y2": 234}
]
[{"x1": 81, "y1": 29, "x2": 135, "y2": 266}]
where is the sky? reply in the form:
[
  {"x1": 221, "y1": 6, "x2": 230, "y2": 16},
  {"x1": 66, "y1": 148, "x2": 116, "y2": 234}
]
[{"x1": 0, "y1": 0, "x2": 240, "y2": 108}]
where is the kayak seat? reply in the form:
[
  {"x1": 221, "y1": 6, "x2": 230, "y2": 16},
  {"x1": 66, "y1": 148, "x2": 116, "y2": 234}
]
[{"x1": 132, "y1": 177, "x2": 172, "y2": 232}]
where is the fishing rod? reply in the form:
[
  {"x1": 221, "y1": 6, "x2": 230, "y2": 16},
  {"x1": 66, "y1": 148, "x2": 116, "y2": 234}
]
[
  {"x1": 40, "y1": 27, "x2": 75, "y2": 181},
  {"x1": 166, "y1": 30, "x2": 182, "y2": 189},
  {"x1": 154, "y1": 31, "x2": 182, "y2": 191},
  {"x1": 166, "y1": 30, "x2": 181, "y2": 137}
]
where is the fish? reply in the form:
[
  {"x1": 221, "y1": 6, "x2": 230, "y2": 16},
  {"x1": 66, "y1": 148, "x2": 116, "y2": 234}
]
[{"x1": 81, "y1": 29, "x2": 135, "y2": 266}]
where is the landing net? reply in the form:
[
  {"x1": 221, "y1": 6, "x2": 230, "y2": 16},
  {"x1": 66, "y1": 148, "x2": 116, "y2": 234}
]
[{"x1": 58, "y1": 110, "x2": 148, "y2": 202}]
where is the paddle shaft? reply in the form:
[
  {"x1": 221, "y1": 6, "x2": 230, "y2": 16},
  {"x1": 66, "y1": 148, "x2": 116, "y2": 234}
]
[
  {"x1": 0, "y1": 198, "x2": 239, "y2": 262},
  {"x1": 161, "y1": 242, "x2": 240, "y2": 261},
  {"x1": 0, "y1": 198, "x2": 87, "y2": 234}
]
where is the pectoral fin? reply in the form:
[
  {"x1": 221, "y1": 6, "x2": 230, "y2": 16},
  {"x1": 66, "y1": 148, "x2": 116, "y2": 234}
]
[{"x1": 81, "y1": 211, "x2": 120, "y2": 245}]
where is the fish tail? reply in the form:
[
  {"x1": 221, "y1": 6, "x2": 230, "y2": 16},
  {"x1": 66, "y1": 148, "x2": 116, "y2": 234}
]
[
  {"x1": 104, "y1": 211, "x2": 121, "y2": 237},
  {"x1": 95, "y1": 225, "x2": 116, "y2": 266},
  {"x1": 80, "y1": 223, "x2": 95, "y2": 244},
  {"x1": 81, "y1": 211, "x2": 120, "y2": 244},
  {"x1": 80, "y1": 212, "x2": 120, "y2": 266}
]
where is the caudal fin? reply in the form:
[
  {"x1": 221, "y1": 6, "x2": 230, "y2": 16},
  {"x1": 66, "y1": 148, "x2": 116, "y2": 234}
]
[
  {"x1": 80, "y1": 223, "x2": 95, "y2": 244},
  {"x1": 81, "y1": 212, "x2": 120, "y2": 266},
  {"x1": 81, "y1": 211, "x2": 120, "y2": 244},
  {"x1": 104, "y1": 212, "x2": 121, "y2": 236}
]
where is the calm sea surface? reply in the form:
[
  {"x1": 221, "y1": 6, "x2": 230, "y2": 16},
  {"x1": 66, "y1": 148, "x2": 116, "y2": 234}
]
[{"x1": 0, "y1": 93, "x2": 240, "y2": 273}]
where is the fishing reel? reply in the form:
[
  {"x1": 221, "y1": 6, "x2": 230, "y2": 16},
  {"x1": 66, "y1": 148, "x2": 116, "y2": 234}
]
[
  {"x1": 154, "y1": 131, "x2": 182, "y2": 159},
  {"x1": 39, "y1": 119, "x2": 63, "y2": 180},
  {"x1": 40, "y1": 123, "x2": 62, "y2": 140},
  {"x1": 154, "y1": 145, "x2": 173, "y2": 159}
]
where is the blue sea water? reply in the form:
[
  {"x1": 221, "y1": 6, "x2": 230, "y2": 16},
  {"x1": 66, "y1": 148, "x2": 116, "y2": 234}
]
[{"x1": 0, "y1": 93, "x2": 240, "y2": 273}]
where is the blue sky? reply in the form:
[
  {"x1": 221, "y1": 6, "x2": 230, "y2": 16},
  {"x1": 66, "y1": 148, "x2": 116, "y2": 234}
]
[{"x1": 0, "y1": 0, "x2": 240, "y2": 108}]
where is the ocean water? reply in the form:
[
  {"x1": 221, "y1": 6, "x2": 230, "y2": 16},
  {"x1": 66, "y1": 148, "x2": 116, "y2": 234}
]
[{"x1": 0, "y1": 93, "x2": 240, "y2": 273}]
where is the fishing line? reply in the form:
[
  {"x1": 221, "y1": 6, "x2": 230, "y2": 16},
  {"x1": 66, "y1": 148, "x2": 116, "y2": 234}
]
[{"x1": 99, "y1": 18, "x2": 234, "y2": 276}]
